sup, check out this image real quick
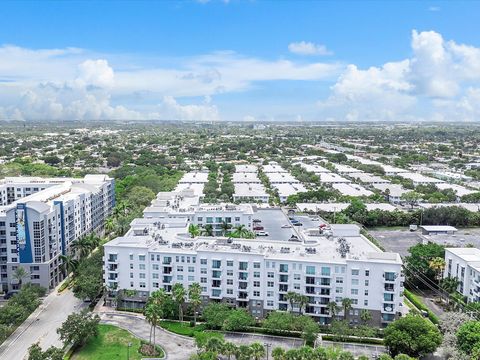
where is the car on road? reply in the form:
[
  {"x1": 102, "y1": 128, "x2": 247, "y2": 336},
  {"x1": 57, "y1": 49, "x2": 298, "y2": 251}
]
[
  {"x1": 290, "y1": 219, "x2": 299, "y2": 224},
  {"x1": 293, "y1": 222, "x2": 303, "y2": 226},
  {"x1": 256, "y1": 231, "x2": 269, "y2": 236},
  {"x1": 281, "y1": 224, "x2": 292, "y2": 228},
  {"x1": 253, "y1": 226, "x2": 264, "y2": 230}
]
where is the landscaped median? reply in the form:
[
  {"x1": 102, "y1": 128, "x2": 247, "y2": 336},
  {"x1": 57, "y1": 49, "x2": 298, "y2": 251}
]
[
  {"x1": 403, "y1": 289, "x2": 439, "y2": 324},
  {"x1": 65, "y1": 324, "x2": 165, "y2": 360}
]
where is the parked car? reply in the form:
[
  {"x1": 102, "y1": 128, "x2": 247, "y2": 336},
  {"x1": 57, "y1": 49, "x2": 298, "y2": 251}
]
[
  {"x1": 293, "y1": 222, "x2": 303, "y2": 226},
  {"x1": 253, "y1": 219, "x2": 262, "y2": 223},
  {"x1": 290, "y1": 219, "x2": 299, "y2": 224},
  {"x1": 253, "y1": 226, "x2": 264, "y2": 231},
  {"x1": 281, "y1": 224, "x2": 292, "y2": 228},
  {"x1": 256, "y1": 231, "x2": 269, "y2": 236}
]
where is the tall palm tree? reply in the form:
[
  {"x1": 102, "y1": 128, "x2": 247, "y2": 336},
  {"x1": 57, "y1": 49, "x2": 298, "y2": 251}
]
[
  {"x1": 59, "y1": 254, "x2": 79, "y2": 276},
  {"x1": 234, "y1": 224, "x2": 248, "y2": 237},
  {"x1": 297, "y1": 294, "x2": 309, "y2": 315},
  {"x1": 327, "y1": 301, "x2": 340, "y2": 319},
  {"x1": 105, "y1": 217, "x2": 116, "y2": 235},
  {"x1": 220, "y1": 221, "x2": 232, "y2": 236},
  {"x1": 188, "y1": 224, "x2": 201, "y2": 239},
  {"x1": 188, "y1": 283, "x2": 202, "y2": 325},
  {"x1": 172, "y1": 283, "x2": 186, "y2": 322},
  {"x1": 236, "y1": 345, "x2": 253, "y2": 360},
  {"x1": 222, "y1": 342, "x2": 238, "y2": 360},
  {"x1": 360, "y1": 309, "x2": 372, "y2": 325},
  {"x1": 285, "y1": 291, "x2": 298, "y2": 313},
  {"x1": 205, "y1": 337, "x2": 224, "y2": 353},
  {"x1": 250, "y1": 342, "x2": 265, "y2": 360},
  {"x1": 341, "y1": 298, "x2": 353, "y2": 321},
  {"x1": 429, "y1": 257, "x2": 446, "y2": 283},
  {"x1": 144, "y1": 301, "x2": 162, "y2": 354},
  {"x1": 12, "y1": 267, "x2": 29, "y2": 289},
  {"x1": 202, "y1": 224, "x2": 214, "y2": 237}
]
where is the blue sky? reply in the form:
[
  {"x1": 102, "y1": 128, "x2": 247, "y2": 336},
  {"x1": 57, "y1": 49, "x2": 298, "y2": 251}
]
[{"x1": 0, "y1": 0, "x2": 479, "y2": 121}]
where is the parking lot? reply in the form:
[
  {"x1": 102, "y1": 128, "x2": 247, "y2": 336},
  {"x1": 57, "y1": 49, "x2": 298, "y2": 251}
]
[
  {"x1": 370, "y1": 227, "x2": 480, "y2": 257},
  {"x1": 321, "y1": 340, "x2": 387, "y2": 358},
  {"x1": 253, "y1": 209, "x2": 323, "y2": 241},
  {"x1": 224, "y1": 332, "x2": 304, "y2": 355}
]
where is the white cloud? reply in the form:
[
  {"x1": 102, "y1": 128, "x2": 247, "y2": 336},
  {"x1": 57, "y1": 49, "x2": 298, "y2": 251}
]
[
  {"x1": 243, "y1": 115, "x2": 255, "y2": 122},
  {"x1": 288, "y1": 41, "x2": 333, "y2": 56},
  {"x1": 152, "y1": 96, "x2": 220, "y2": 121},
  {"x1": 318, "y1": 30, "x2": 480, "y2": 121},
  {"x1": 76, "y1": 59, "x2": 115, "y2": 88},
  {"x1": 428, "y1": 6, "x2": 440, "y2": 12}
]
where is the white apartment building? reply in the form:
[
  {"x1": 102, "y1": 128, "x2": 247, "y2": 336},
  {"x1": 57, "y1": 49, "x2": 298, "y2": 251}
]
[
  {"x1": 104, "y1": 221, "x2": 404, "y2": 327},
  {"x1": 444, "y1": 248, "x2": 480, "y2": 303},
  {"x1": 143, "y1": 189, "x2": 254, "y2": 236},
  {"x1": 0, "y1": 175, "x2": 115, "y2": 292},
  {"x1": 233, "y1": 183, "x2": 270, "y2": 203}
]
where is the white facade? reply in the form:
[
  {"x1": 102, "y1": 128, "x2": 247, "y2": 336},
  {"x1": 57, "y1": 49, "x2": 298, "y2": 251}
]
[
  {"x1": 0, "y1": 175, "x2": 115, "y2": 292},
  {"x1": 233, "y1": 183, "x2": 270, "y2": 203},
  {"x1": 104, "y1": 220, "x2": 404, "y2": 326},
  {"x1": 444, "y1": 248, "x2": 480, "y2": 302}
]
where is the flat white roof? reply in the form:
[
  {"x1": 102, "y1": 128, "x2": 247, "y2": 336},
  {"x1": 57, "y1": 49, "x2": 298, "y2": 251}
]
[
  {"x1": 297, "y1": 202, "x2": 397, "y2": 212},
  {"x1": 262, "y1": 164, "x2": 288, "y2": 173},
  {"x1": 233, "y1": 183, "x2": 269, "y2": 197},
  {"x1": 421, "y1": 225, "x2": 458, "y2": 232},
  {"x1": 371, "y1": 183, "x2": 408, "y2": 197},
  {"x1": 174, "y1": 183, "x2": 205, "y2": 197},
  {"x1": 351, "y1": 173, "x2": 390, "y2": 184},
  {"x1": 232, "y1": 172, "x2": 261, "y2": 183},
  {"x1": 235, "y1": 164, "x2": 258, "y2": 173},
  {"x1": 266, "y1": 172, "x2": 300, "y2": 184},
  {"x1": 298, "y1": 163, "x2": 330, "y2": 173},
  {"x1": 178, "y1": 171, "x2": 209, "y2": 183},
  {"x1": 436, "y1": 183, "x2": 476, "y2": 197},
  {"x1": 331, "y1": 163, "x2": 363, "y2": 174},
  {"x1": 272, "y1": 183, "x2": 307, "y2": 197},
  {"x1": 318, "y1": 173, "x2": 351, "y2": 183},
  {"x1": 332, "y1": 183, "x2": 373, "y2": 197},
  {"x1": 398, "y1": 172, "x2": 445, "y2": 184}
]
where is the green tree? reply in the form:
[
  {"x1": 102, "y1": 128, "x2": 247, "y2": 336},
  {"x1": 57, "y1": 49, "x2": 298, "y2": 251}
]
[
  {"x1": 222, "y1": 342, "x2": 238, "y2": 360},
  {"x1": 360, "y1": 309, "x2": 372, "y2": 325},
  {"x1": 285, "y1": 291, "x2": 298, "y2": 313},
  {"x1": 272, "y1": 347, "x2": 286, "y2": 360},
  {"x1": 202, "y1": 303, "x2": 231, "y2": 329},
  {"x1": 188, "y1": 282, "x2": 202, "y2": 325},
  {"x1": 172, "y1": 283, "x2": 186, "y2": 322},
  {"x1": 27, "y1": 343, "x2": 63, "y2": 360},
  {"x1": 188, "y1": 224, "x2": 201, "y2": 238},
  {"x1": 12, "y1": 267, "x2": 29, "y2": 289},
  {"x1": 456, "y1": 321, "x2": 480, "y2": 355},
  {"x1": 125, "y1": 186, "x2": 156, "y2": 209},
  {"x1": 144, "y1": 300, "x2": 162, "y2": 355},
  {"x1": 57, "y1": 310, "x2": 100, "y2": 348},
  {"x1": 341, "y1": 298, "x2": 353, "y2": 321},
  {"x1": 250, "y1": 342, "x2": 266, "y2": 360},
  {"x1": 401, "y1": 191, "x2": 422, "y2": 208},
  {"x1": 384, "y1": 315, "x2": 442, "y2": 357},
  {"x1": 59, "y1": 255, "x2": 79, "y2": 276},
  {"x1": 222, "y1": 309, "x2": 254, "y2": 331},
  {"x1": 405, "y1": 243, "x2": 445, "y2": 288},
  {"x1": 327, "y1": 301, "x2": 340, "y2": 319}
]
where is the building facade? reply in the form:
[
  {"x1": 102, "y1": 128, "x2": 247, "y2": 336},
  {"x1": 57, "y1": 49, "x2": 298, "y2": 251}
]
[
  {"x1": 0, "y1": 175, "x2": 115, "y2": 292},
  {"x1": 444, "y1": 247, "x2": 480, "y2": 303},
  {"x1": 104, "y1": 218, "x2": 404, "y2": 327}
]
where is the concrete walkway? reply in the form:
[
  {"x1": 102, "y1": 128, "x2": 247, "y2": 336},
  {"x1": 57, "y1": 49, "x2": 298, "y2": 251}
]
[{"x1": 97, "y1": 312, "x2": 195, "y2": 360}]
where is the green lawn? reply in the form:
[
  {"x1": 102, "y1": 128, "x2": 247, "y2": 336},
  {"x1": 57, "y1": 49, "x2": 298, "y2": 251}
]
[
  {"x1": 71, "y1": 324, "x2": 164, "y2": 360},
  {"x1": 159, "y1": 320, "x2": 206, "y2": 337}
]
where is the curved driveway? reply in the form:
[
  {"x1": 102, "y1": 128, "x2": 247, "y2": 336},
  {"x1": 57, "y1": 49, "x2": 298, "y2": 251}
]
[{"x1": 97, "y1": 312, "x2": 195, "y2": 360}]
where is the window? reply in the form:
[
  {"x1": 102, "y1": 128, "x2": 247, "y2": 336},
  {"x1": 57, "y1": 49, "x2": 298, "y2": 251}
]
[
  {"x1": 267, "y1": 300, "x2": 274, "y2": 306},
  {"x1": 227, "y1": 270, "x2": 233, "y2": 276},
  {"x1": 253, "y1": 291, "x2": 260, "y2": 297},
  {"x1": 188, "y1": 267, "x2": 195, "y2": 272},
  {"x1": 254, "y1": 262, "x2": 260, "y2": 269},
  {"x1": 306, "y1": 266, "x2": 315, "y2": 275},
  {"x1": 139, "y1": 264, "x2": 145, "y2": 270},
  {"x1": 200, "y1": 259, "x2": 207, "y2": 265},
  {"x1": 365, "y1": 280, "x2": 369, "y2": 286},
  {"x1": 351, "y1": 289, "x2": 358, "y2": 295},
  {"x1": 364, "y1": 290, "x2": 369, "y2": 296},
  {"x1": 227, "y1": 289, "x2": 233, "y2": 295},
  {"x1": 267, "y1": 291, "x2": 274, "y2": 297},
  {"x1": 294, "y1": 274, "x2": 301, "y2": 280},
  {"x1": 321, "y1": 267, "x2": 331, "y2": 276},
  {"x1": 212, "y1": 260, "x2": 221, "y2": 269},
  {"x1": 201, "y1": 268, "x2": 207, "y2": 274},
  {"x1": 351, "y1": 269, "x2": 359, "y2": 276},
  {"x1": 177, "y1": 275, "x2": 184, "y2": 281},
  {"x1": 201, "y1": 277, "x2": 207, "y2": 283},
  {"x1": 139, "y1": 255, "x2": 146, "y2": 261},
  {"x1": 188, "y1": 276, "x2": 194, "y2": 281},
  {"x1": 364, "y1": 300, "x2": 368, "y2": 306},
  {"x1": 129, "y1": 254, "x2": 133, "y2": 260},
  {"x1": 139, "y1": 282, "x2": 146, "y2": 288},
  {"x1": 267, "y1": 281, "x2": 274, "y2": 287},
  {"x1": 153, "y1": 264, "x2": 159, "y2": 270},
  {"x1": 336, "y1": 288, "x2": 343, "y2": 293},
  {"x1": 177, "y1": 266, "x2": 184, "y2": 272},
  {"x1": 139, "y1": 273, "x2": 146, "y2": 279},
  {"x1": 351, "y1": 279, "x2": 359, "y2": 286},
  {"x1": 227, "y1": 279, "x2": 233, "y2": 285},
  {"x1": 153, "y1": 273, "x2": 159, "y2": 279},
  {"x1": 267, "y1": 272, "x2": 274, "y2": 278},
  {"x1": 254, "y1": 272, "x2": 260, "y2": 278},
  {"x1": 227, "y1": 260, "x2": 234, "y2": 267},
  {"x1": 280, "y1": 264, "x2": 288, "y2": 273},
  {"x1": 365, "y1": 270, "x2": 370, "y2": 276},
  {"x1": 254, "y1": 281, "x2": 260, "y2": 287}
]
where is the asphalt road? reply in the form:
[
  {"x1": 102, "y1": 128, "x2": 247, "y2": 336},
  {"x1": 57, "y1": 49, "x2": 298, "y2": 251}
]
[{"x1": 0, "y1": 288, "x2": 85, "y2": 360}]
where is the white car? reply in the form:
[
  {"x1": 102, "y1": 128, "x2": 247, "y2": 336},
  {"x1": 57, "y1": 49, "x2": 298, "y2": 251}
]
[
  {"x1": 256, "y1": 231, "x2": 269, "y2": 236},
  {"x1": 281, "y1": 224, "x2": 292, "y2": 228}
]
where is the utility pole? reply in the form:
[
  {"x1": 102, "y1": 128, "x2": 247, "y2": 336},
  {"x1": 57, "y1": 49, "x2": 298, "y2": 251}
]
[{"x1": 264, "y1": 342, "x2": 271, "y2": 360}]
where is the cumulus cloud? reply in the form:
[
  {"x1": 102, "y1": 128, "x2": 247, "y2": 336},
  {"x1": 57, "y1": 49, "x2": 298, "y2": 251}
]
[
  {"x1": 318, "y1": 30, "x2": 480, "y2": 121},
  {"x1": 288, "y1": 41, "x2": 333, "y2": 56}
]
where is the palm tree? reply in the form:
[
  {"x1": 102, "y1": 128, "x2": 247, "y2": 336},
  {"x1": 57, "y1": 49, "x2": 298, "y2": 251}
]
[
  {"x1": 12, "y1": 267, "x2": 29, "y2": 289},
  {"x1": 272, "y1": 347, "x2": 286, "y2": 360},
  {"x1": 297, "y1": 294, "x2": 309, "y2": 315},
  {"x1": 188, "y1": 224, "x2": 201, "y2": 238},
  {"x1": 144, "y1": 301, "x2": 162, "y2": 354},
  {"x1": 105, "y1": 217, "x2": 116, "y2": 235},
  {"x1": 360, "y1": 309, "x2": 372, "y2": 325},
  {"x1": 188, "y1": 283, "x2": 202, "y2": 325},
  {"x1": 220, "y1": 221, "x2": 232, "y2": 236},
  {"x1": 172, "y1": 283, "x2": 186, "y2": 322},
  {"x1": 429, "y1": 257, "x2": 446, "y2": 283},
  {"x1": 341, "y1": 298, "x2": 353, "y2": 321},
  {"x1": 285, "y1": 291, "x2": 298, "y2": 313},
  {"x1": 236, "y1": 345, "x2": 253, "y2": 360},
  {"x1": 313, "y1": 346, "x2": 328, "y2": 359},
  {"x1": 250, "y1": 342, "x2": 265, "y2": 360},
  {"x1": 234, "y1": 224, "x2": 248, "y2": 237},
  {"x1": 222, "y1": 342, "x2": 238, "y2": 360},
  {"x1": 327, "y1": 301, "x2": 340, "y2": 319},
  {"x1": 202, "y1": 224, "x2": 214, "y2": 237},
  {"x1": 205, "y1": 337, "x2": 224, "y2": 353},
  {"x1": 59, "y1": 254, "x2": 79, "y2": 276}
]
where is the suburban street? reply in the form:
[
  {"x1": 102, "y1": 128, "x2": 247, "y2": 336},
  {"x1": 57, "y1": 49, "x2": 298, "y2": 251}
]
[{"x1": 0, "y1": 288, "x2": 85, "y2": 360}]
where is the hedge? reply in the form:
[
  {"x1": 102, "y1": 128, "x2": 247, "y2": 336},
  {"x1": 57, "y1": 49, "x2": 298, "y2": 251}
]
[
  {"x1": 404, "y1": 289, "x2": 439, "y2": 324},
  {"x1": 322, "y1": 335, "x2": 384, "y2": 345}
]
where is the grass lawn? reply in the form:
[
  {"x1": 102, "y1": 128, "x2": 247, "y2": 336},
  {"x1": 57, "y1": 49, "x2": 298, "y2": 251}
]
[
  {"x1": 71, "y1": 324, "x2": 164, "y2": 360},
  {"x1": 159, "y1": 320, "x2": 206, "y2": 337}
]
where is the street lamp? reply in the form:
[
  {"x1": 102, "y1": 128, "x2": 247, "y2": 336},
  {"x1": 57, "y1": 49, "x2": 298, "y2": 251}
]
[
  {"x1": 127, "y1": 342, "x2": 132, "y2": 360},
  {"x1": 264, "y1": 342, "x2": 271, "y2": 360}
]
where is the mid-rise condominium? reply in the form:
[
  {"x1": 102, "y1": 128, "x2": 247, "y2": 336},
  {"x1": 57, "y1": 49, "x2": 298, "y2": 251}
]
[{"x1": 0, "y1": 175, "x2": 115, "y2": 292}]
